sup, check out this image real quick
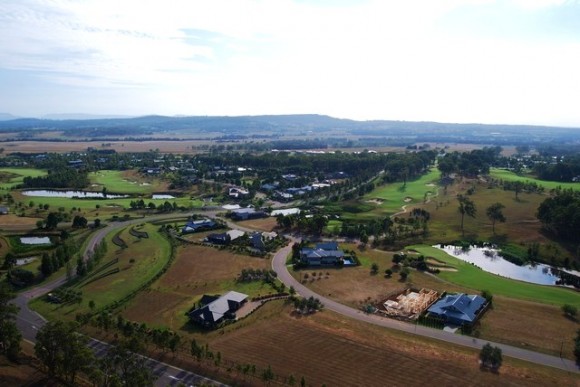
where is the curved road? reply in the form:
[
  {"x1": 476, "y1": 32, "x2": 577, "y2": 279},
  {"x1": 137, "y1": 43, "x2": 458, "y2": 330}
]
[
  {"x1": 14, "y1": 213, "x2": 226, "y2": 387},
  {"x1": 271, "y1": 241, "x2": 580, "y2": 374}
]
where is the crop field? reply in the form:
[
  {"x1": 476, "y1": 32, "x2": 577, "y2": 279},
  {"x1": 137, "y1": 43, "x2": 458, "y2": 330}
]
[
  {"x1": 0, "y1": 167, "x2": 47, "y2": 190},
  {"x1": 31, "y1": 223, "x2": 171, "y2": 319},
  {"x1": 122, "y1": 244, "x2": 273, "y2": 329},
  {"x1": 409, "y1": 245, "x2": 580, "y2": 306},
  {"x1": 88, "y1": 170, "x2": 166, "y2": 194},
  {"x1": 490, "y1": 168, "x2": 580, "y2": 191},
  {"x1": 204, "y1": 302, "x2": 577, "y2": 387}
]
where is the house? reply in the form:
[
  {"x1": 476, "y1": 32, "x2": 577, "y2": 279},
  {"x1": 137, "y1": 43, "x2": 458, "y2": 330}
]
[
  {"x1": 250, "y1": 232, "x2": 265, "y2": 251},
  {"x1": 227, "y1": 229, "x2": 245, "y2": 241},
  {"x1": 271, "y1": 208, "x2": 300, "y2": 217},
  {"x1": 300, "y1": 242, "x2": 345, "y2": 266},
  {"x1": 231, "y1": 207, "x2": 268, "y2": 221},
  {"x1": 0, "y1": 206, "x2": 9, "y2": 215},
  {"x1": 205, "y1": 233, "x2": 231, "y2": 245},
  {"x1": 427, "y1": 293, "x2": 487, "y2": 326},
  {"x1": 181, "y1": 219, "x2": 216, "y2": 234},
  {"x1": 229, "y1": 187, "x2": 249, "y2": 199},
  {"x1": 188, "y1": 291, "x2": 248, "y2": 328}
]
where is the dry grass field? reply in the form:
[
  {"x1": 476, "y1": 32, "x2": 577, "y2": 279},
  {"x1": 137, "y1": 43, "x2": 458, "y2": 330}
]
[
  {"x1": 0, "y1": 214, "x2": 42, "y2": 232},
  {"x1": 233, "y1": 217, "x2": 278, "y2": 232},
  {"x1": 293, "y1": 243, "x2": 580, "y2": 360},
  {"x1": 122, "y1": 244, "x2": 273, "y2": 329},
  {"x1": 202, "y1": 301, "x2": 579, "y2": 387}
]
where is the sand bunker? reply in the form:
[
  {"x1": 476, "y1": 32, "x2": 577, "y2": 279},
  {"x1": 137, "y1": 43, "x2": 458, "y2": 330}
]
[{"x1": 403, "y1": 197, "x2": 413, "y2": 203}]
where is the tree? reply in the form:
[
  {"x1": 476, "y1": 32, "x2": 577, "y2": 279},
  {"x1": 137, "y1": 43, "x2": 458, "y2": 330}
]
[
  {"x1": 481, "y1": 290, "x2": 493, "y2": 305},
  {"x1": 35, "y1": 321, "x2": 94, "y2": 383},
  {"x1": 72, "y1": 215, "x2": 88, "y2": 228},
  {"x1": 0, "y1": 282, "x2": 21, "y2": 361},
  {"x1": 2, "y1": 252, "x2": 16, "y2": 270},
  {"x1": 562, "y1": 304, "x2": 578, "y2": 319},
  {"x1": 384, "y1": 268, "x2": 393, "y2": 278},
  {"x1": 94, "y1": 218, "x2": 101, "y2": 228},
  {"x1": 370, "y1": 263, "x2": 379, "y2": 275},
  {"x1": 479, "y1": 343, "x2": 502, "y2": 371},
  {"x1": 457, "y1": 194, "x2": 477, "y2": 236},
  {"x1": 45, "y1": 212, "x2": 63, "y2": 230},
  {"x1": 486, "y1": 203, "x2": 506, "y2": 235},
  {"x1": 106, "y1": 338, "x2": 155, "y2": 386},
  {"x1": 399, "y1": 267, "x2": 410, "y2": 281},
  {"x1": 575, "y1": 330, "x2": 580, "y2": 365}
]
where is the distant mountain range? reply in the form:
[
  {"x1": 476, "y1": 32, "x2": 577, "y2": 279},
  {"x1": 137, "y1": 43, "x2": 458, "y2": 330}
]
[{"x1": 0, "y1": 114, "x2": 578, "y2": 146}]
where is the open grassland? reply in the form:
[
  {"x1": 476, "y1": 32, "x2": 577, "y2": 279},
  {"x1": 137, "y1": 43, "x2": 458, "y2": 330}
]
[
  {"x1": 409, "y1": 245, "x2": 580, "y2": 306},
  {"x1": 122, "y1": 244, "x2": 273, "y2": 329},
  {"x1": 294, "y1": 244, "x2": 580, "y2": 359},
  {"x1": 31, "y1": 223, "x2": 171, "y2": 319},
  {"x1": 88, "y1": 170, "x2": 166, "y2": 194},
  {"x1": 205, "y1": 302, "x2": 578, "y2": 387},
  {"x1": 230, "y1": 216, "x2": 277, "y2": 232},
  {"x1": 490, "y1": 168, "x2": 580, "y2": 191},
  {"x1": 0, "y1": 214, "x2": 42, "y2": 232},
  {"x1": 0, "y1": 167, "x2": 47, "y2": 190}
]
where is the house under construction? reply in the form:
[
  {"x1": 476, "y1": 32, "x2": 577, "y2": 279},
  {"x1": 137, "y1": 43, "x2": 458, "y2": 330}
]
[{"x1": 381, "y1": 288, "x2": 439, "y2": 320}]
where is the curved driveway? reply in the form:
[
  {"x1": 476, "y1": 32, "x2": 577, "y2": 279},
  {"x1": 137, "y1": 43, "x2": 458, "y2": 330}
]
[
  {"x1": 271, "y1": 241, "x2": 580, "y2": 374},
  {"x1": 14, "y1": 213, "x2": 226, "y2": 387}
]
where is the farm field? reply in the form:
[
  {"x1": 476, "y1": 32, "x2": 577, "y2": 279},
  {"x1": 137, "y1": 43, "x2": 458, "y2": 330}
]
[
  {"x1": 205, "y1": 302, "x2": 578, "y2": 387},
  {"x1": 230, "y1": 216, "x2": 278, "y2": 232},
  {"x1": 0, "y1": 167, "x2": 47, "y2": 190},
  {"x1": 88, "y1": 169, "x2": 167, "y2": 194},
  {"x1": 0, "y1": 214, "x2": 41, "y2": 231},
  {"x1": 30, "y1": 223, "x2": 171, "y2": 320},
  {"x1": 490, "y1": 168, "x2": 580, "y2": 191},
  {"x1": 122, "y1": 244, "x2": 273, "y2": 330}
]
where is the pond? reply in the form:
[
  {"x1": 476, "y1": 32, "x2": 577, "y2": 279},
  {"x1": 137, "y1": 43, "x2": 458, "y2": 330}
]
[
  {"x1": 435, "y1": 244, "x2": 579, "y2": 286},
  {"x1": 22, "y1": 190, "x2": 128, "y2": 199},
  {"x1": 152, "y1": 194, "x2": 176, "y2": 199},
  {"x1": 20, "y1": 236, "x2": 52, "y2": 245}
]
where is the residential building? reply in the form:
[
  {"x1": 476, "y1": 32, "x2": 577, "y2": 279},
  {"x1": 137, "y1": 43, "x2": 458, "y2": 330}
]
[
  {"x1": 181, "y1": 219, "x2": 216, "y2": 234},
  {"x1": 188, "y1": 291, "x2": 248, "y2": 328},
  {"x1": 231, "y1": 207, "x2": 267, "y2": 221},
  {"x1": 300, "y1": 242, "x2": 345, "y2": 266},
  {"x1": 427, "y1": 293, "x2": 487, "y2": 326}
]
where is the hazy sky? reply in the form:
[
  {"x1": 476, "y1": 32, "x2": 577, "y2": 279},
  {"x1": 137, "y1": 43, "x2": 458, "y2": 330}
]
[{"x1": 1, "y1": 0, "x2": 580, "y2": 126}]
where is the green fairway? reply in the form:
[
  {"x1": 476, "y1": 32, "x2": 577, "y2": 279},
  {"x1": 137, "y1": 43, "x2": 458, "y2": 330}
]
[
  {"x1": 409, "y1": 245, "x2": 580, "y2": 307},
  {"x1": 339, "y1": 168, "x2": 440, "y2": 220},
  {"x1": 30, "y1": 223, "x2": 172, "y2": 319},
  {"x1": 89, "y1": 170, "x2": 158, "y2": 194},
  {"x1": 490, "y1": 168, "x2": 580, "y2": 191},
  {"x1": 0, "y1": 168, "x2": 47, "y2": 190}
]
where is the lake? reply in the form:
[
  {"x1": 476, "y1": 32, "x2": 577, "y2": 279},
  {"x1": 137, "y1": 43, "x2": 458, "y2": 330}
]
[
  {"x1": 435, "y1": 244, "x2": 577, "y2": 286},
  {"x1": 152, "y1": 194, "x2": 176, "y2": 199},
  {"x1": 20, "y1": 236, "x2": 52, "y2": 245},
  {"x1": 22, "y1": 190, "x2": 128, "y2": 199}
]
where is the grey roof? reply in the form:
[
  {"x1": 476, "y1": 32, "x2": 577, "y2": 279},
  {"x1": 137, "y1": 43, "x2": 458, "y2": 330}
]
[
  {"x1": 315, "y1": 242, "x2": 339, "y2": 251},
  {"x1": 232, "y1": 207, "x2": 256, "y2": 214},
  {"x1": 190, "y1": 291, "x2": 248, "y2": 324},
  {"x1": 301, "y1": 248, "x2": 344, "y2": 259},
  {"x1": 427, "y1": 293, "x2": 486, "y2": 323}
]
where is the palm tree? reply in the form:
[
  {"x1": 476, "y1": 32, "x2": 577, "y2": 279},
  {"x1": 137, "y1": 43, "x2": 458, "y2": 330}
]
[{"x1": 457, "y1": 194, "x2": 476, "y2": 236}]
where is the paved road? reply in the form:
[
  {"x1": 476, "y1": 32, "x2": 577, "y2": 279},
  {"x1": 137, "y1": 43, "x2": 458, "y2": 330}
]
[
  {"x1": 271, "y1": 241, "x2": 580, "y2": 374},
  {"x1": 13, "y1": 213, "x2": 226, "y2": 387}
]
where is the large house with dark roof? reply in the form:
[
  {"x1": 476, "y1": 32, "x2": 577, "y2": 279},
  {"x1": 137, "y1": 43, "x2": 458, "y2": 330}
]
[
  {"x1": 181, "y1": 219, "x2": 216, "y2": 234},
  {"x1": 427, "y1": 293, "x2": 487, "y2": 326},
  {"x1": 300, "y1": 242, "x2": 346, "y2": 266},
  {"x1": 188, "y1": 291, "x2": 248, "y2": 328},
  {"x1": 230, "y1": 207, "x2": 268, "y2": 221}
]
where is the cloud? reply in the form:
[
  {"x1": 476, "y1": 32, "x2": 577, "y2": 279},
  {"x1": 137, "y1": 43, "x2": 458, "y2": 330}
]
[{"x1": 0, "y1": 0, "x2": 579, "y2": 125}]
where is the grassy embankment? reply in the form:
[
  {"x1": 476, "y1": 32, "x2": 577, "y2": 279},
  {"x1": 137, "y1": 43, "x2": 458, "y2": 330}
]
[{"x1": 30, "y1": 223, "x2": 171, "y2": 320}]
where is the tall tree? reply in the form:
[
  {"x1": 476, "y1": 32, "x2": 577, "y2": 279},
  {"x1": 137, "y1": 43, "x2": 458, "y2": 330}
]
[
  {"x1": 457, "y1": 194, "x2": 477, "y2": 236},
  {"x1": 0, "y1": 282, "x2": 21, "y2": 361},
  {"x1": 486, "y1": 203, "x2": 506, "y2": 235},
  {"x1": 479, "y1": 343, "x2": 503, "y2": 371}
]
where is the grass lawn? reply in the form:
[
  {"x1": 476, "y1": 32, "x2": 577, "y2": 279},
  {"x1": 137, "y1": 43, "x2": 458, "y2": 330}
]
[
  {"x1": 0, "y1": 168, "x2": 47, "y2": 190},
  {"x1": 30, "y1": 223, "x2": 172, "y2": 319},
  {"x1": 490, "y1": 168, "x2": 580, "y2": 191},
  {"x1": 408, "y1": 245, "x2": 580, "y2": 306},
  {"x1": 11, "y1": 190, "x2": 203, "y2": 213},
  {"x1": 88, "y1": 170, "x2": 165, "y2": 194}
]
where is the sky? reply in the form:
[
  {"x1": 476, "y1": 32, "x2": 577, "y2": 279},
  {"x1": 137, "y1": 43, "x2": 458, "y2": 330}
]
[{"x1": 1, "y1": 0, "x2": 580, "y2": 126}]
